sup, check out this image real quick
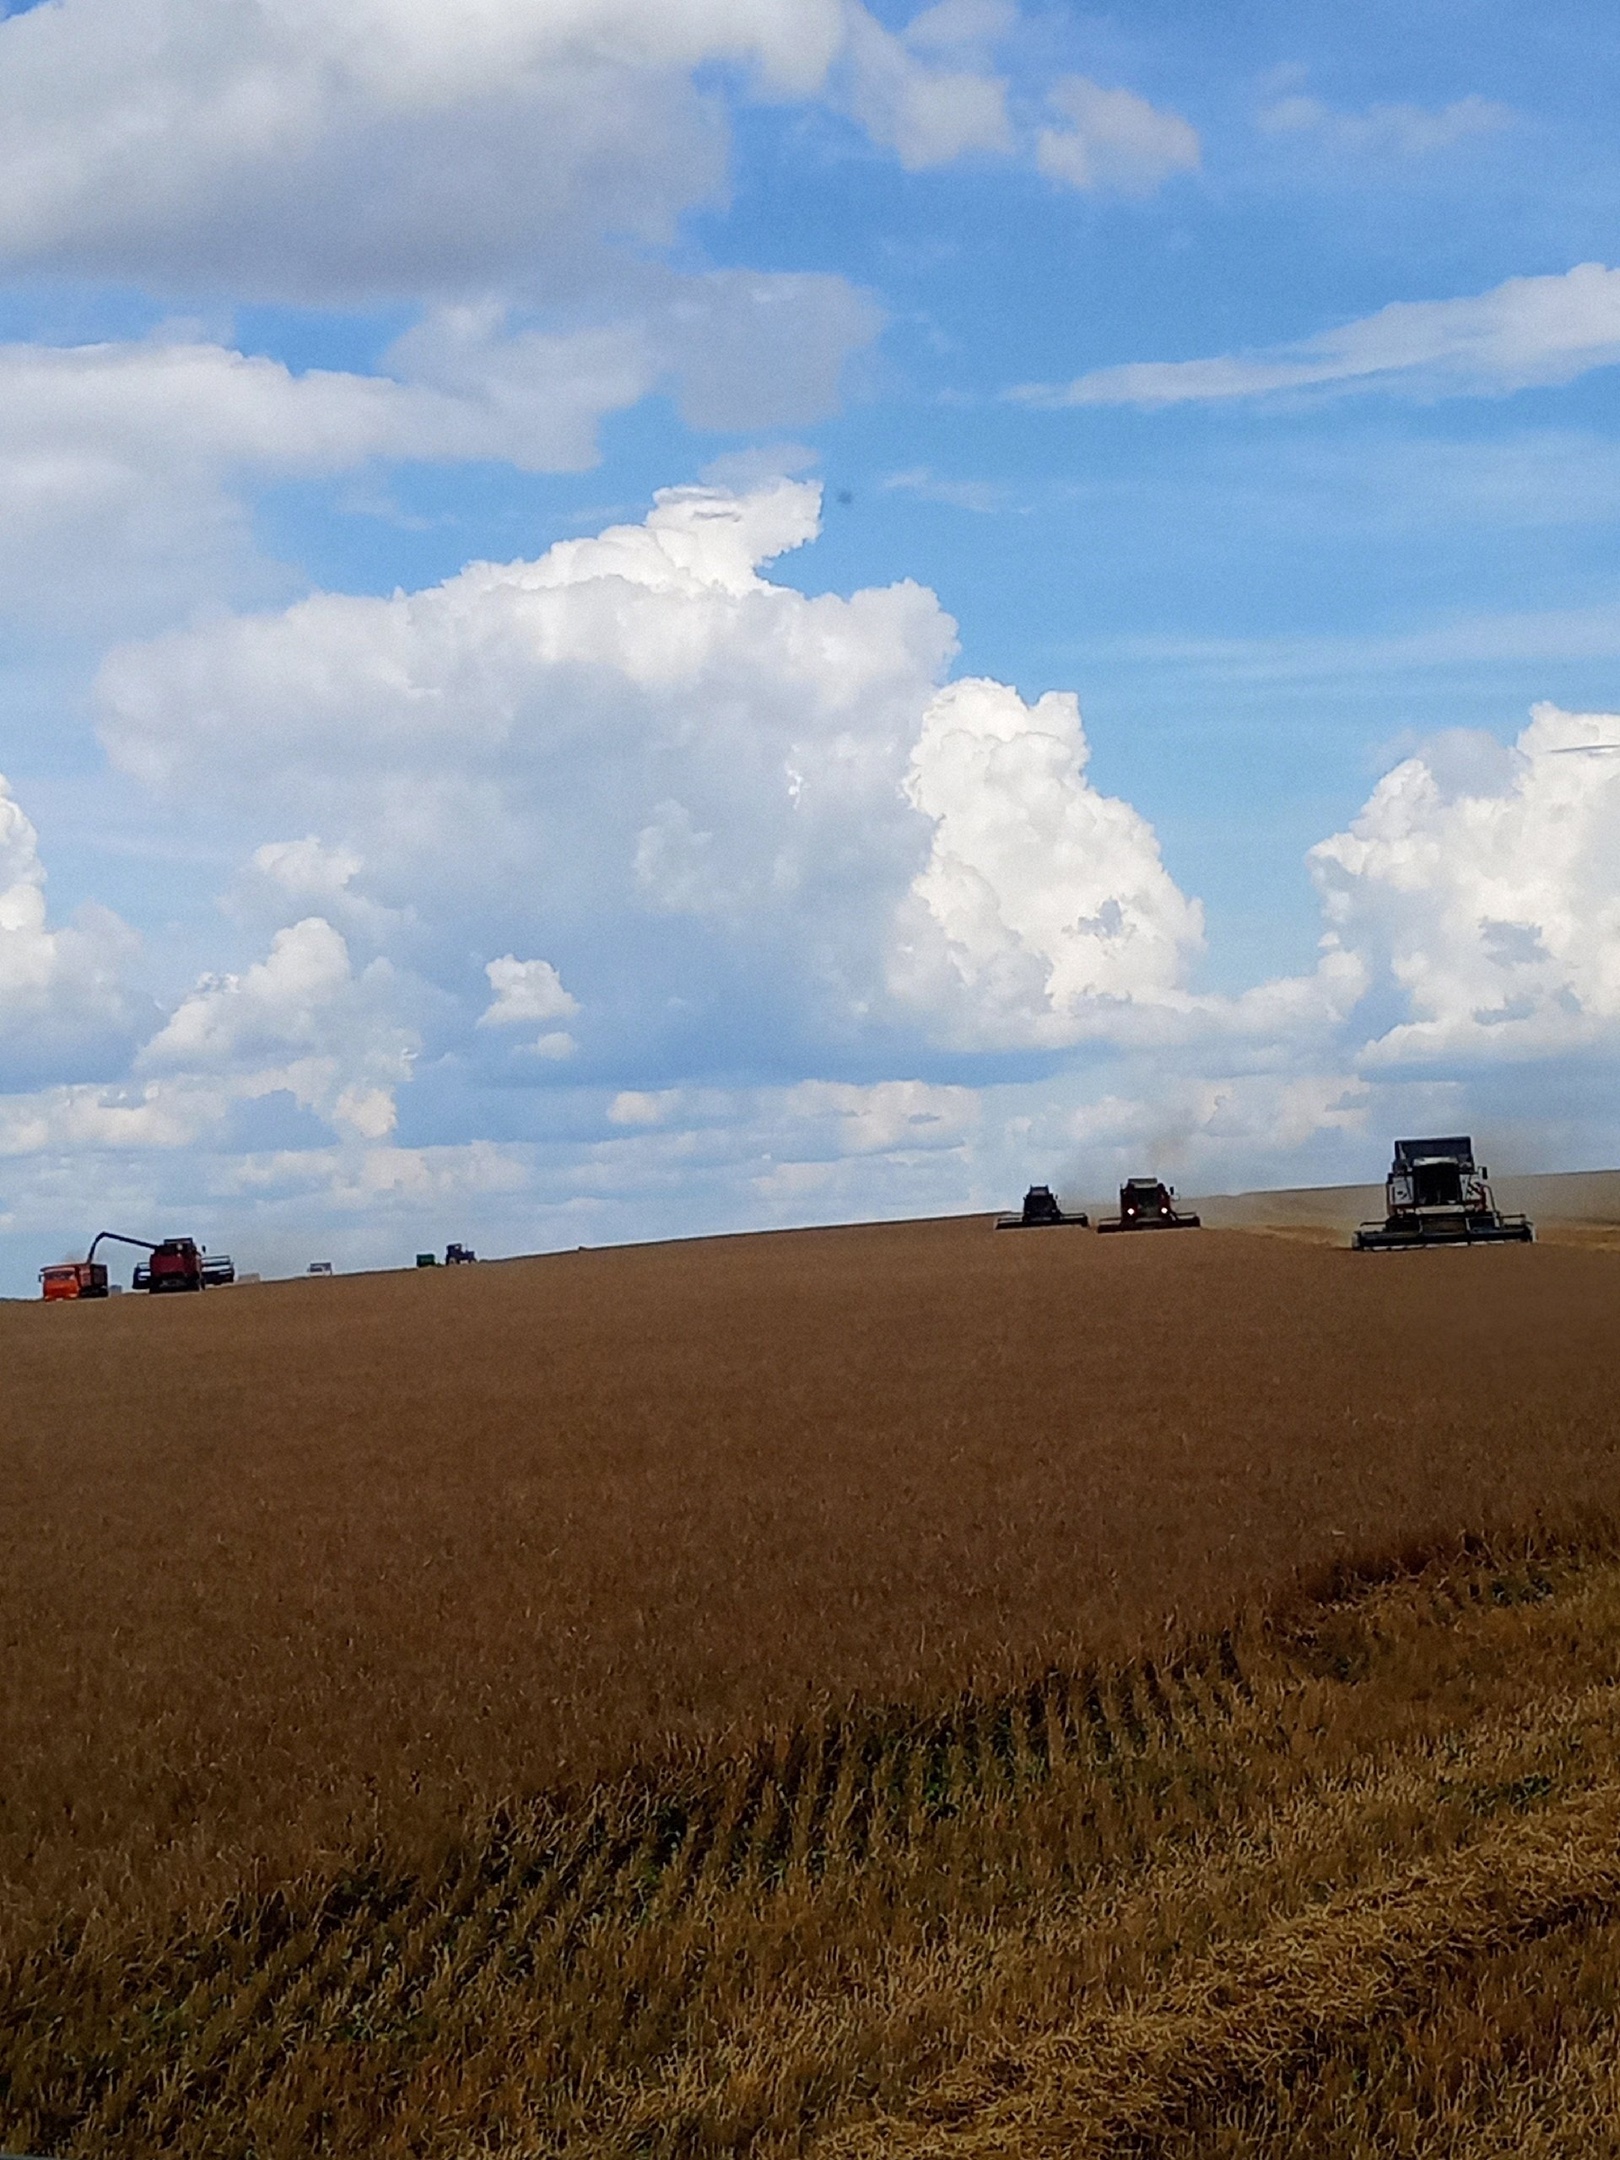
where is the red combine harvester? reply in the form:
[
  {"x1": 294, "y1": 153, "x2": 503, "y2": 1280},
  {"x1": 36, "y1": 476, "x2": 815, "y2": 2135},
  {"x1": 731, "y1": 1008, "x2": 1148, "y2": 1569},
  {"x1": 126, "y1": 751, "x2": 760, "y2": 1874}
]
[
  {"x1": 104, "y1": 1231, "x2": 206, "y2": 1293},
  {"x1": 130, "y1": 1242, "x2": 236, "y2": 1290},
  {"x1": 1353, "y1": 1137, "x2": 1533, "y2": 1250},
  {"x1": 996, "y1": 1185, "x2": 1089, "y2": 1230},
  {"x1": 1097, "y1": 1177, "x2": 1201, "y2": 1233},
  {"x1": 40, "y1": 1231, "x2": 235, "y2": 1299}
]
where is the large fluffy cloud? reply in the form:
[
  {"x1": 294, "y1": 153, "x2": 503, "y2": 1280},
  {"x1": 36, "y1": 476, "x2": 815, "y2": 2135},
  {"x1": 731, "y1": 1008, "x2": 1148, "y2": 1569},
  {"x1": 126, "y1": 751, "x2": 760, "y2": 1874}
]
[
  {"x1": 1313, "y1": 702, "x2": 1620, "y2": 1067},
  {"x1": 0, "y1": 775, "x2": 145, "y2": 1086},
  {"x1": 892, "y1": 678, "x2": 1204, "y2": 1045},
  {"x1": 96, "y1": 479, "x2": 1224, "y2": 1070},
  {"x1": 0, "y1": 0, "x2": 1008, "y2": 300},
  {"x1": 98, "y1": 480, "x2": 952, "y2": 1058},
  {"x1": 140, "y1": 915, "x2": 419, "y2": 1139}
]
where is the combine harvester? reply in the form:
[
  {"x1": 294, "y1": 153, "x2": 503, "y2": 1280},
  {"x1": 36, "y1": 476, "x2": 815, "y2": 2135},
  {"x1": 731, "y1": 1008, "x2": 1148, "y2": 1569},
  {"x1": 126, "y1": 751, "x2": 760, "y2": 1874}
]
[
  {"x1": 1353, "y1": 1137, "x2": 1533, "y2": 1251},
  {"x1": 1097, "y1": 1177, "x2": 1201, "y2": 1234},
  {"x1": 996, "y1": 1185, "x2": 1088, "y2": 1230},
  {"x1": 39, "y1": 1231, "x2": 234, "y2": 1300}
]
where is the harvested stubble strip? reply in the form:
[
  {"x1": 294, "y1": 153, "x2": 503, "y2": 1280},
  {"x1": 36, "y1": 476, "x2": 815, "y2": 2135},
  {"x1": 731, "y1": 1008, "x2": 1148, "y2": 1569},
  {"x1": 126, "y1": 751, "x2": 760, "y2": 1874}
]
[
  {"x1": 5, "y1": 1543, "x2": 1620, "y2": 2157},
  {"x1": 815, "y1": 1566, "x2": 1620, "y2": 2157},
  {"x1": 834, "y1": 1774, "x2": 1620, "y2": 2159}
]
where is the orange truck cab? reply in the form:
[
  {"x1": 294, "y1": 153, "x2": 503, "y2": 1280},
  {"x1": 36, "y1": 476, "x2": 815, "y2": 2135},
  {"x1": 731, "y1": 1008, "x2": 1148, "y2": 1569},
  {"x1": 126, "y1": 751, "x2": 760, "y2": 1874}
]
[{"x1": 40, "y1": 1261, "x2": 110, "y2": 1301}]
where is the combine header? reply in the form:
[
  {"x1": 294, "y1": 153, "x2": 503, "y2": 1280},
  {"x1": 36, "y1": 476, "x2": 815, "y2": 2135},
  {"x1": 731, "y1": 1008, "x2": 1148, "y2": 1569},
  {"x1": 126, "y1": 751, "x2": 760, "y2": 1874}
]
[
  {"x1": 1353, "y1": 1138, "x2": 1533, "y2": 1250},
  {"x1": 996, "y1": 1185, "x2": 1089, "y2": 1230},
  {"x1": 1097, "y1": 1177, "x2": 1201, "y2": 1233}
]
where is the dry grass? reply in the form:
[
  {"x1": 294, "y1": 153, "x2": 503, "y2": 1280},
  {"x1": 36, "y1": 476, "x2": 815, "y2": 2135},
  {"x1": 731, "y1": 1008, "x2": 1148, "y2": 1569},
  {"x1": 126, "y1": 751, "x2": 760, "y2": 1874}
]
[{"x1": 5, "y1": 1217, "x2": 1620, "y2": 2154}]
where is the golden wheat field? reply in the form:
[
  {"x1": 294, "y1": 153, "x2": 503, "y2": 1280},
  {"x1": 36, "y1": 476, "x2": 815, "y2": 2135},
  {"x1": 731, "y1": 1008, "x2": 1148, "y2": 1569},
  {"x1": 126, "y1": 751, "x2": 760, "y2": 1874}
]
[{"x1": 4, "y1": 1214, "x2": 1620, "y2": 2156}]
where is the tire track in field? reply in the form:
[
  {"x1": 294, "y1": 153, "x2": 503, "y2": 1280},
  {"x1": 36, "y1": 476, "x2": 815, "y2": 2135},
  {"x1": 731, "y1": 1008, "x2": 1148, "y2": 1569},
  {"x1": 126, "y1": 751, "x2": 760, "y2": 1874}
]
[{"x1": 2, "y1": 1632, "x2": 1259, "y2": 2149}]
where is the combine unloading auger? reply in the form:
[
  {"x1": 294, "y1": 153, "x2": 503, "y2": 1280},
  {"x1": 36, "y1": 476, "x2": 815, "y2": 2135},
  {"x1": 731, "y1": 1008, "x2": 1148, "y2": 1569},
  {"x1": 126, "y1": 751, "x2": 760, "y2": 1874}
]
[{"x1": 1353, "y1": 1138, "x2": 1533, "y2": 1250}]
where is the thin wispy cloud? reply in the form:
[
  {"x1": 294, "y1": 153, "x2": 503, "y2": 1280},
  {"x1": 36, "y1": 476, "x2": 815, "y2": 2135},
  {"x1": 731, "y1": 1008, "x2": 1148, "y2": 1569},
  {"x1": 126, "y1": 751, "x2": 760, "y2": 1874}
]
[
  {"x1": 1015, "y1": 263, "x2": 1620, "y2": 408},
  {"x1": 1257, "y1": 91, "x2": 1511, "y2": 156},
  {"x1": 882, "y1": 466, "x2": 1012, "y2": 513}
]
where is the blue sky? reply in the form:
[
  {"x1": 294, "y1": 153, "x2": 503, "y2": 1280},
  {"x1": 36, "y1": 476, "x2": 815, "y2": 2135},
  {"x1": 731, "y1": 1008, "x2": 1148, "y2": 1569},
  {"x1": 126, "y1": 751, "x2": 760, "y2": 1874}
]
[{"x1": 2, "y1": 0, "x2": 1619, "y2": 1287}]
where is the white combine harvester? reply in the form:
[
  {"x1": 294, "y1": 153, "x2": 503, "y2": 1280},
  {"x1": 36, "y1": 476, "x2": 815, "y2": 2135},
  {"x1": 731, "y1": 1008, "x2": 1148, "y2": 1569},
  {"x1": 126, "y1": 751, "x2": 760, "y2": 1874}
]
[{"x1": 1353, "y1": 1137, "x2": 1533, "y2": 1250}]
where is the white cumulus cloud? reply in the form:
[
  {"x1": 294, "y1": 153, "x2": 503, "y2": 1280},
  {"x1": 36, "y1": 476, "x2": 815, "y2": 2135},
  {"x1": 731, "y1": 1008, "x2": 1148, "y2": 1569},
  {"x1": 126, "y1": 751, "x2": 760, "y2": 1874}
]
[
  {"x1": 0, "y1": 774, "x2": 145, "y2": 1085},
  {"x1": 479, "y1": 956, "x2": 580, "y2": 1028},
  {"x1": 0, "y1": 0, "x2": 1004, "y2": 299},
  {"x1": 234, "y1": 835, "x2": 410, "y2": 949},
  {"x1": 96, "y1": 480, "x2": 958, "y2": 1059},
  {"x1": 95, "y1": 481, "x2": 1227, "y2": 1069},
  {"x1": 891, "y1": 678, "x2": 1205, "y2": 1045},
  {"x1": 1313, "y1": 702, "x2": 1620, "y2": 1067},
  {"x1": 141, "y1": 916, "x2": 418, "y2": 1139},
  {"x1": 479, "y1": 955, "x2": 580, "y2": 1059}
]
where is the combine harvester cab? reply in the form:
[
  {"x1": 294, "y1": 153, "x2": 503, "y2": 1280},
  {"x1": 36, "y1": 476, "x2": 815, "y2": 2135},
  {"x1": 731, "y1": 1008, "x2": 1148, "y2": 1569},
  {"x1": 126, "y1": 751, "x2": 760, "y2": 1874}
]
[
  {"x1": 996, "y1": 1184, "x2": 1089, "y2": 1230},
  {"x1": 1353, "y1": 1137, "x2": 1533, "y2": 1251},
  {"x1": 1097, "y1": 1177, "x2": 1201, "y2": 1234}
]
